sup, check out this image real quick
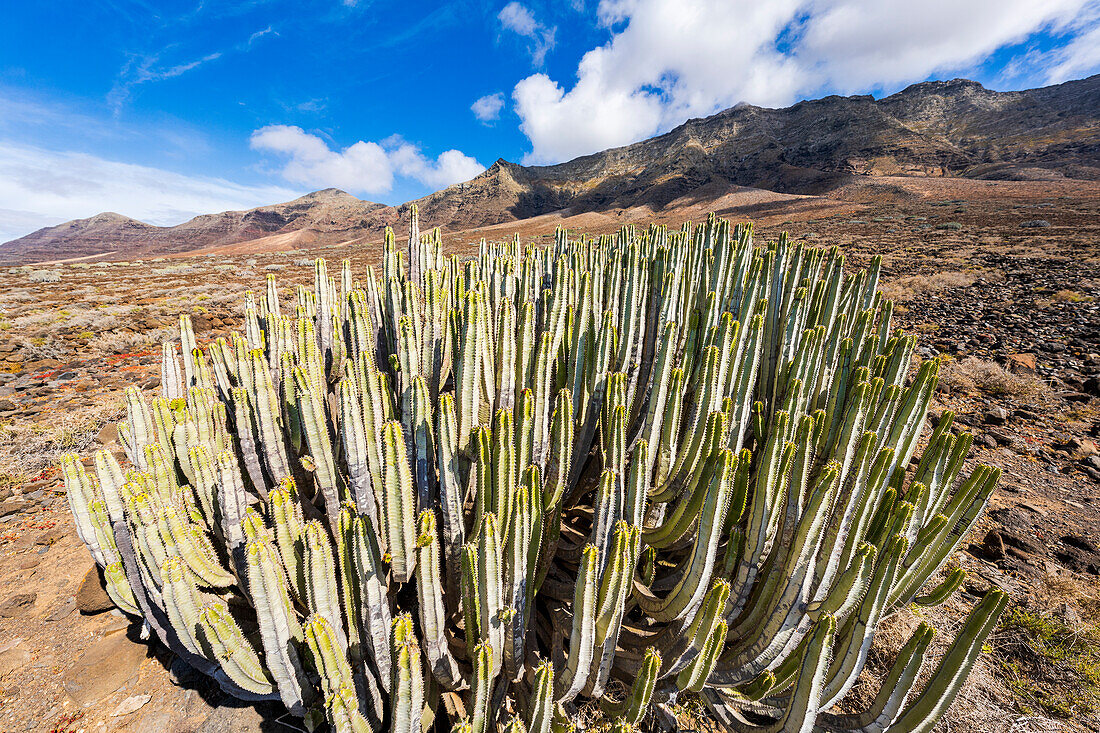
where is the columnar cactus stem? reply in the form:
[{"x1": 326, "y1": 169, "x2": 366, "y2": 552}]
[
  {"x1": 415, "y1": 510, "x2": 462, "y2": 687},
  {"x1": 246, "y1": 537, "x2": 312, "y2": 714},
  {"x1": 381, "y1": 421, "x2": 418, "y2": 583},
  {"x1": 303, "y1": 520, "x2": 347, "y2": 650},
  {"x1": 391, "y1": 613, "x2": 424, "y2": 733}
]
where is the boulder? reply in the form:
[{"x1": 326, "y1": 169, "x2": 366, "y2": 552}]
[
  {"x1": 983, "y1": 406, "x2": 1009, "y2": 425},
  {"x1": 0, "y1": 641, "x2": 29, "y2": 679},
  {"x1": 982, "y1": 530, "x2": 1006, "y2": 561},
  {"x1": 96, "y1": 422, "x2": 118, "y2": 445},
  {"x1": 1004, "y1": 353, "x2": 1037, "y2": 374},
  {"x1": 75, "y1": 566, "x2": 113, "y2": 614},
  {"x1": 0, "y1": 501, "x2": 23, "y2": 518}
]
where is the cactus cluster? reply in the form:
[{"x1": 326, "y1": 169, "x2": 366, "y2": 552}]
[{"x1": 64, "y1": 210, "x2": 1006, "y2": 732}]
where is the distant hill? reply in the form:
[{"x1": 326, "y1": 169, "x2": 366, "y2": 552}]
[
  {"x1": 3, "y1": 74, "x2": 1097, "y2": 264},
  {"x1": 0, "y1": 189, "x2": 392, "y2": 264}
]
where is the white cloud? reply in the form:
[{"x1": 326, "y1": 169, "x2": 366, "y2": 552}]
[
  {"x1": 796, "y1": 0, "x2": 1089, "y2": 92},
  {"x1": 250, "y1": 125, "x2": 394, "y2": 193},
  {"x1": 499, "y1": 2, "x2": 539, "y2": 35},
  {"x1": 499, "y1": 2, "x2": 557, "y2": 65},
  {"x1": 247, "y1": 26, "x2": 278, "y2": 45},
  {"x1": 388, "y1": 141, "x2": 488, "y2": 189},
  {"x1": 0, "y1": 141, "x2": 300, "y2": 243},
  {"x1": 1046, "y1": 23, "x2": 1100, "y2": 81},
  {"x1": 108, "y1": 26, "x2": 279, "y2": 112},
  {"x1": 250, "y1": 125, "x2": 485, "y2": 195},
  {"x1": 1042, "y1": 3, "x2": 1100, "y2": 82},
  {"x1": 512, "y1": 0, "x2": 1099, "y2": 164},
  {"x1": 472, "y1": 92, "x2": 506, "y2": 122},
  {"x1": 108, "y1": 51, "x2": 224, "y2": 111}
]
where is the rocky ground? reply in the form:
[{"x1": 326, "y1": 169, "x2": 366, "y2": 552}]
[{"x1": 0, "y1": 178, "x2": 1097, "y2": 732}]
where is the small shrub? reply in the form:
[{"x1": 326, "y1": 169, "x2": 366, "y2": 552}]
[
  {"x1": 0, "y1": 400, "x2": 127, "y2": 475},
  {"x1": 996, "y1": 606, "x2": 1100, "y2": 719},
  {"x1": 18, "y1": 337, "x2": 69, "y2": 360},
  {"x1": 880, "y1": 270, "x2": 979, "y2": 301},
  {"x1": 152, "y1": 264, "x2": 194, "y2": 276},
  {"x1": 1052, "y1": 290, "x2": 1095, "y2": 303},
  {"x1": 12, "y1": 311, "x2": 59, "y2": 329},
  {"x1": 935, "y1": 222, "x2": 963, "y2": 230},
  {"x1": 87, "y1": 326, "x2": 176, "y2": 354},
  {"x1": 938, "y1": 356, "x2": 1044, "y2": 397},
  {"x1": 65, "y1": 311, "x2": 122, "y2": 330},
  {"x1": 27, "y1": 270, "x2": 61, "y2": 283}
]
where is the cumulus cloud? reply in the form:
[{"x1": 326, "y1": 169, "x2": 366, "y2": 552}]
[
  {"x1": 512, "y1": 0, "x2": 1099, "y2": 164},
  {"x1": 0, "y1": 141, "x2": 300, "y2": 243},
  {"x1": 499, "y1": 2, "x2": 557, "y2": 65},
  {"x1": 472, "y1": 92, "x2": 506, "y2": 122},
  {"x1": 796, "y1": 0, "x2": 1089, "y2": 92},
  {"x1": 250, "y1": 125, "x2": 484, "y2": 195},
  {"x1": 250, "y1": 125, "x2": 394, "y2": 193}
]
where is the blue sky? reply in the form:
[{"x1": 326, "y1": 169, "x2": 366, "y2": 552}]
[{"x1": 1, "y1": 0, "x2": 1098, "y2": 242}]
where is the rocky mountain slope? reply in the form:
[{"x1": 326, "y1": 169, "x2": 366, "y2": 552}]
[
  {"x1": 3, "y1": 74, "x2": 1097, "y2": 264},
  {"x1": 420, "y1": 74, "x2": 1099, "y2": 227}
]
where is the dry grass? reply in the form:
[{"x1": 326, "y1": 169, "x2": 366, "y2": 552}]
[
  {"x1": 838, "y1": 575, "x2": 1100, "y2": 732},
  {"x1": 847, "y1": 596, "x2": 1040, "y2": 731},
  {"x1": 0, "y1": 399, "x2": 123, "y2": 477},
  {"x1": 27, "y1": 269, "x2": 61, "y2": 283},
  {"x1": 880, "y1": 270, "x2": 980, "y2": 301},
  {"x1": 87, "y1": 326, "x2": 176, "y2": 354},
  {"x1": 939, "y1": 356, "x2": 1046, "y2": 397},
  {"x1": 1052, "y1": 289, "x2": 1095, "y2": 303},
  {"x1": 17, "y1": 337, "x2": 70, "y2": 360}
]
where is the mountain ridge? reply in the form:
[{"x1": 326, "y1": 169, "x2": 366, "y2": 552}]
[{"x1": 4, "y1": 74, "x2": 1098, "y2": 264}]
